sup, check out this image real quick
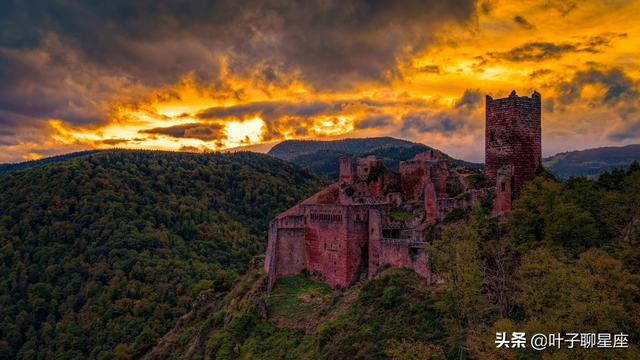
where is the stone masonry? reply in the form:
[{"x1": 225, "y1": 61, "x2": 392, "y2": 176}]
[{"x1": 266, "y1": 90, "x2": 542, "y2": 290}]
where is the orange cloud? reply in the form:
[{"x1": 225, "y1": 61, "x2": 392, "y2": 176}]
[{"x1": 1, "y1": 0, "x2": 639, "y2": 163}]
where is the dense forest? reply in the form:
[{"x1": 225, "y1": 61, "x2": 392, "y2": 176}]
[
  {"x1": 0, "y1": 150, "x2": 325, "y2": 359},
  {"x1": 146, "y1": 163, "x2": 640, "y2": 359},
  {"x1": 0, "y1": 150, "x2": 104, "y2": 176}
]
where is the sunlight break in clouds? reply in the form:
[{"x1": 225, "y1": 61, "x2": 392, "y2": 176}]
[{"x1": 0, "y1": 0, "x2": 639, "y2": 162}]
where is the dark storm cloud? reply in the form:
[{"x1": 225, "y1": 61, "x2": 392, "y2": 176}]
[
  {"x1": 488, "y1": 33, "x2": 626, "y2": 62},
  {"x1": 355, "y1": 114, "x2": 395, "y2": 129},
  {"x1": 100, "y1": 139, "x2": 130, "y2": 146},
  {"x1": 529, "y1": 69, "x2": 553, "y2": 79},
  {"x1": 513, "y1": 15, "x2": 535, "y2": 30},
  {"x1": 401, "y1": 111, "x2": 466, "y2": 134},
  {"x1": 489, "y1": 42, "x2": 578, "y2": 62},
  {"x1": 0, "y1": 0, "x2": 477, "y2": 88},
  {"x1": 416, "y1": 65, "x2": 442, "y2": 74},
  {"x1": 608, "y1": 121, "x2": 640, "y2": 141},
  {"x1": 557, "y1": 67, "x2": 638, "y2": 106},
  {"x1": 0, "y1": 0, "x2": 477, "y2": 139},
  {"x1": 141, "y1": 123, "x2": 226, "y2": 141},
  {"x1": 455, "y1": 89, "x2": 482, "y2": 109},
  {"x1": 198, "y1": 101, "x2": 341, "y2": 120}
]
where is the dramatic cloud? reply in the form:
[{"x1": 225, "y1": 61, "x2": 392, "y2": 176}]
[
  {"x1": 455, "y1": 89, "x2": 483, "y2": 110},
  {"x1": 355, "y1": 114, "x2": 395, "y2": 129},
  {"x1": 0, "y1": 0, "x2": 639, "y2": 162},
  {"x1": 609, "y1": 121, "x2": 640, "y2": 141},
  {"x1": 556, "y1": 67, "x2": 638, "y2": 106},
  {"x1": 487, "y1": 33, "x2": 627, "y2": 62},
  {"x1": 513, "y1": 15, "x2": 535, "y2": 30},
  {"x1": 141, "y1": 123, "x2": 226, "y2": 141}
]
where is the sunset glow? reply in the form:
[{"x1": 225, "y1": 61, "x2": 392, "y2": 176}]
[{"x1": 1, "y1": 0, "x2": 639, "y2": 162}]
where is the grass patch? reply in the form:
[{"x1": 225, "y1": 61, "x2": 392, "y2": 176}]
[
  {"x1": 267, "y1": 274, "x2": 333, "y2": 320},
  {"x1": 389, "y1": 209, "x2": 413, "y2": 221}
]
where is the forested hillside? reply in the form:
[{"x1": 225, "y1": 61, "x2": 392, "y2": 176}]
[
  {"x1": 268, "y1": 137, "x2": 418, "y2": 160},
  {"x1": 146, "y1": 165, "x2": 640, "y2": 359},
  {"x1": 0, "y1": 150, "x2": 325, "y2": 359},
  {"x1": 0, "y1": 150, "x2": 104, "y2": 175}
]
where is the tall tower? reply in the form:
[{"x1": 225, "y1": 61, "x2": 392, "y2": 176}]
[{"x1": 485, "y1": 90, "x2": 541, "y2": 197}]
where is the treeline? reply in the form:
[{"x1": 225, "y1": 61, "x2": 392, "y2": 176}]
[{"x1": 0, "y1": 150, "x2": 325, "y2": 359}]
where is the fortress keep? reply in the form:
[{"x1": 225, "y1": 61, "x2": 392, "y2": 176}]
[{"x1": 265, "y1": 91, "x2": 542, "y2": 290}]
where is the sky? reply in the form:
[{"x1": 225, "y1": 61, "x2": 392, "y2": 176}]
[{"x1": 0, "y1": 0, "x2": 639, "y2": 163}]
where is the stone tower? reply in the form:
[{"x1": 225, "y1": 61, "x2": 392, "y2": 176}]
[
  {"x1": 485, "y1": 90, "x2": 541, "y2": 197},
  {"x1": 339, "y1": 156, "x2": 353, "y2": 184}
]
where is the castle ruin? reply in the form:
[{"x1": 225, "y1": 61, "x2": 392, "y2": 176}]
[{"x1": 265, "y1": 91, "x2": 542, "y2": 290}]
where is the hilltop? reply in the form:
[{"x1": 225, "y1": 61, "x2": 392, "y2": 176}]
[
  {"x1": 0, "y1": 150, "x2": 104, "y2": 175},
  {"x1": 144, "y1": 165, "x2": 640, "y2": 359},
  {"x1": 268, "y1": 137, "x2": 481, "y2": 179},
  {"x1": 0, "y1": 150, "x2": 325, "y2": 359}
]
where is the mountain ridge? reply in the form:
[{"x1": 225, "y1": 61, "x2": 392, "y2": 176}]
[{"x1": 543, "y1": 143, "x2": 640, "y2": 178}]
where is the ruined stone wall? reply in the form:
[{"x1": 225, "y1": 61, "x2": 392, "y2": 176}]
[
  {"x1": 265, "y1": 222, "x2": 278, "y2": 291},
  {"x1": 339, "y1": 156, "x2": 353, "y2": 184},
  {"x1": 301, "y1": 205, "x2": 348, "y2": 289},
  {"x1": 424, "y1": 180, "x2": 438, "y2": 224},
  {"x1": 430, "y1": 161, "x2": 450, "y2": 196},
  {"x1": 377, "y1": 239, "x2": 431, "y2": 281},
  {"x1": 356, "y1": 156, "x2": 383, "y2": 178},
  {"x1": 345, "y1": 207, "x2": 370, "y2": 286},
  {"x1": 492, "y1": 165, "x2": 513, "y2": 217},
  {"x1": 399, "y1": 160, "x2": 428, "y2": 201},
  {"x1": 435, "y1": 188, "x2": 492, "y2": 220},
  {"x1": 413, "y1": 149, "x2": 443, "y2": 161},
  {"x1": 300, "y1": 204, "x2": 373, "y2": 289},
  {"x1": 265, "y1": 214, "x2": 306, "y2": 291},
  {"x1": 367, "y1": 209, "x2": 382, "y2": 279},
  {"x1": 485, "y1": 91, "x2": 541, "y2": 196}
]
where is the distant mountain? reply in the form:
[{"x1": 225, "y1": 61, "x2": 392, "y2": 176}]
[
  {"x1": 268, "y1": 137, "x2": 482, "y2": 179},
  {"x1": 543, "y1": 144, "x2": 640, "y2": 178},
  {"x1": 268, "y1": 137, "x2": 417, "y2": 160}
]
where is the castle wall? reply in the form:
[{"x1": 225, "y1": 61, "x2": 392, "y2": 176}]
[
  {"x1": 339, "y1": 156, "x2": 353, "y2": 184},
  {"x1": 356, "y1": 156, "x2": 383, "y2": 179},
  {"x1": 345, "y1": 207, "x2": 370, "y2": 286},
  {"x1": 377, "y1": 239, "x2": 431, "y2": 282},
  {"x1": 424, "y1": 180, "x2": 438, "y2": 224},
  {"x1": 430, "y1": 161, "x2": 450, "y2": 196},
  {"x1": 367, "y1": 209, "x2": 382, "y2": 279},
  {"x1": 492, "y1": 165, "x2": 513, "y2": 217},
  {"x1": 300, "y1": 204, "x2": 370, "y2": 289},
  {"x1": 399, "y1": 160, "x2": 428, "y2": 201},
  {"x1": 485, "y1": 91, "x2": 541, "y2": 197},
  {"x1": 265, "y1": 213, "x2": 306, "y2": 291}
]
